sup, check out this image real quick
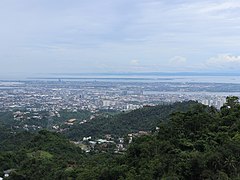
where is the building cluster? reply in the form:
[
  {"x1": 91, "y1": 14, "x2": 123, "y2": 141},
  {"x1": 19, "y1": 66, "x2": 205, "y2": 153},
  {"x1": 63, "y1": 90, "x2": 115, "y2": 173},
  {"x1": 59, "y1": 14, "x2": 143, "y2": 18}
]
[
  {"x1": 0, "y1": 81, "x2": 239, "y2": 113},
  {"x1": 72, "y1": 130, "x2": 151, "y2": 154},
  {"x1": 201, "y1": 97, "x2": 227, "y2": 109}
]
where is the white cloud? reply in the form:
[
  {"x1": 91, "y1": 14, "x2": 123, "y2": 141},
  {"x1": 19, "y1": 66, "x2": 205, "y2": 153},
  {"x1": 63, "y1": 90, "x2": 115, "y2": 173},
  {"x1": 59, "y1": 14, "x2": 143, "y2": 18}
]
[
  {"x1": 208, "y1": 54, "x2": 240, "y2": 64},
  {"x1": 1, "y1": 0, "x2": 240, "y2": 75},
  {"x1": 206, "y1": 54, "x2": 240, "y2": 70},
  {"x1": 199, "y1": 1, "x2": 240, "y2": 13},
  {"x1": 130, "y1": 59, "x2": 140, "y2": 65},
  {"x1": 169, "y1": 56, "x2": 187, "y2": 64}
]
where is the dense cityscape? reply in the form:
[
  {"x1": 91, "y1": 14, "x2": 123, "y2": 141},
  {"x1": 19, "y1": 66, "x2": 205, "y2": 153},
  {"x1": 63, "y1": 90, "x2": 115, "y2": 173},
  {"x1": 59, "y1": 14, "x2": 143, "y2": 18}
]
[{"x1": 1, "y1": 79, "x2": 240, "y2": 113}]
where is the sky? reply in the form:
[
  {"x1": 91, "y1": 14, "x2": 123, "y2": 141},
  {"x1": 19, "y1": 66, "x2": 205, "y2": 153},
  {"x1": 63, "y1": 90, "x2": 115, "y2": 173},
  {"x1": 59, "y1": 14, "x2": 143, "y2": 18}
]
[{"x1": 0, "y1": 0, "x2": 240, "y2": 78}]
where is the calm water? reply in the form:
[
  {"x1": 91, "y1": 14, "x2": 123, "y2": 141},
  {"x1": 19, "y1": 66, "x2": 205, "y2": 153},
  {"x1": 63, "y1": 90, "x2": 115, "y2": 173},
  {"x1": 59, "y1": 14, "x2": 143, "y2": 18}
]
[
  {"x1": 1, "y1": 75, "x2": 240, "y2": 84},
  {"x1": 28, "y1": 76, "x2": 240, "y2": 84},
  {"x1": 144, "y1": 91, "x2": 240, "y2": 96}
]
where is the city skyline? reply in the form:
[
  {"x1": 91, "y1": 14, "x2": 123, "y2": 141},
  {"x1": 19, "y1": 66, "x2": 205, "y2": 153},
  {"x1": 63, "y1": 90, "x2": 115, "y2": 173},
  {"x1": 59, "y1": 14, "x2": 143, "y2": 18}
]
[{"x1": 1, "y1": 0, "x2": 240, "y2": 77}]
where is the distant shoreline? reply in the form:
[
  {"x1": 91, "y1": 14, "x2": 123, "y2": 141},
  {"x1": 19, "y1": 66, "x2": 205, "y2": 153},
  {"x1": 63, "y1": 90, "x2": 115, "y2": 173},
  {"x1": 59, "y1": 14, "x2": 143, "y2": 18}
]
[
  {"x1": 28, "y1": 77, "x2": 177, "y2": 81},
  {"x1": 46, "y1": 72, "x2": 240, "y2": 77}
]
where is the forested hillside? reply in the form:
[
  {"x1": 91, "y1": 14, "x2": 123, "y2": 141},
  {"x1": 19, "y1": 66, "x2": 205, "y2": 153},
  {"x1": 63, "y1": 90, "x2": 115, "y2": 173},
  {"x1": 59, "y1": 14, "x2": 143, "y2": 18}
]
[
  {"x1": 0, "y1": 97, "x2": 240, "y2": 179},
  {"x1": 65, "y1": 101, "x2": 197, "y2": 140},
  {"x1": 122, "y1": 97, "x2": 240, "y2": 179}
]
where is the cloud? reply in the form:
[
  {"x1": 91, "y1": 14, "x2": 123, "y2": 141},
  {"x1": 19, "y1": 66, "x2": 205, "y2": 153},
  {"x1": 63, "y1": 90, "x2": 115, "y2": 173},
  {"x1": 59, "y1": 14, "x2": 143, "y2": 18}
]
[
  {"x1": 1, "y1": 0, "x2": 240, "y2": 75},
  {"x1": 206, "y1": 54, "x2": 240, "y2": 70},
  {"x1": 199, "y1": 1, "x2": 240, "y2": 13},
  {"x1": 208, "y1": 54, "x2": 240, "y2": 63},
  {"x1": 130, "y1": 59, "x2": 140, "y2": 65},
  {"x1": 169, "y1": 56, "x2": 187, "y2": 64}
]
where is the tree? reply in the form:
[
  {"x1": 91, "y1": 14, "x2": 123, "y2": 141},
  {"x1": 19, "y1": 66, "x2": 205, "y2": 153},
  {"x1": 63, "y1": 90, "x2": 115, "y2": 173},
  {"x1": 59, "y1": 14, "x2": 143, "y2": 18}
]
[{"x1": 225, "y1": 96, "x2": 239, "y2": 108}]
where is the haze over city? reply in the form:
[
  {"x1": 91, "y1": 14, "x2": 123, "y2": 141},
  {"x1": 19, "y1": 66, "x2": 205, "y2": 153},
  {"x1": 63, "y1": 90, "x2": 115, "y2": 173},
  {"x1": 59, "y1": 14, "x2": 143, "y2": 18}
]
[{"x1": 1, "y1": 0, "x2": 240, "y2": 79}]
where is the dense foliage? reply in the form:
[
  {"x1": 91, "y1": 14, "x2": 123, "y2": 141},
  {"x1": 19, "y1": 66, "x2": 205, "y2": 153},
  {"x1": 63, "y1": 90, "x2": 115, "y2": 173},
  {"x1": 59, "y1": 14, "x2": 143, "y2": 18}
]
[
  {"x1": 1, "y1": 97, "x2": 240, "y2": 179},
  {"x1": 0, "y1": 110, "x2": 91, "y2": 132},
  {"x1": 65, "y1": 101, "x2": 197, "y2": 140},
  {"x1": 122, "y1": 100, "x2": 240, "y2": 179}
]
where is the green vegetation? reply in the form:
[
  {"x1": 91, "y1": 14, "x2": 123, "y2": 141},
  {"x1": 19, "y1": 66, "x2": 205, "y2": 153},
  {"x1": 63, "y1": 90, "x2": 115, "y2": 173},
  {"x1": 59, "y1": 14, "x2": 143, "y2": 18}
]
[
  {"x1": 0, "y1": 130, "x2": 85, "y2": 179},
  {"x1": 0, "y1": 109, "x2": 91, "y2": 132},
  {"x1": 0, "y1": 112, "x2": 14, "y2": 124},
  {"x1": 65, "y1": 101, "x2": 197, "y2": 140},
  {"x1": 122, "y1": 101, "x2": 240, "y2": 179},
  {"x1": 0, "y1": 97, "x2": 240, "y2": 179}
]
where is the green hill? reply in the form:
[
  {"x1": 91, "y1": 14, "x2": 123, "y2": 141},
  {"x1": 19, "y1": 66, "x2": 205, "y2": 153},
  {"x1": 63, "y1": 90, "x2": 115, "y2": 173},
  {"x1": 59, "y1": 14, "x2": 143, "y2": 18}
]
[{"x1": 65, "y1": 101, "x2": 197, "y2": 140}]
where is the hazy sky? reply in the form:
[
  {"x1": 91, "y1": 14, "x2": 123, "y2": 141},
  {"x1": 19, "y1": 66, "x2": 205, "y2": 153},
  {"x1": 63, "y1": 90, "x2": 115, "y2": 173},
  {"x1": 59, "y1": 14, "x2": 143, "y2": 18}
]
[{"x1": 0, "y1": 0, "x2": 240, "y2": 77}]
